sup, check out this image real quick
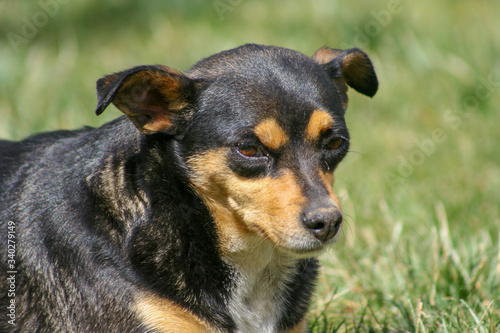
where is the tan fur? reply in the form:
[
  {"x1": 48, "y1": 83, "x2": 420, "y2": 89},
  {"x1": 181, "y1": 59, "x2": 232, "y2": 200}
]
[
  {"x1": 306, "y1": 110, "x2": 334, "y2": 141},
  {"x1": 135, "y1": 292, "x2": 218, "y2": 333},
  {"x1": 311, "y1": 48, "x2": 354, "y2": 109},
  {"x1": 285, "y1": 318, "x2": 308, "y2": 333},
  {"x1": 186, "y1": 149, "x2": 319, "y2": 256},
  {"x1": 311, "y1": 46, "x2": 342, "y2": 65},
  {"x1": 112, "y1": 67, "x2": 189, "y2": 134},
  {"x1": 319, "y1": 171, "x2": 342, "y2": 210},
  {"x1": 254, "y1": 118, "x2": 289, "y2": 150}
]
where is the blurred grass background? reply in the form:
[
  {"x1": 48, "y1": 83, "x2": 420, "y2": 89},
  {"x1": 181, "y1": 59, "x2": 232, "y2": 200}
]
[{"x1": 1, "y1": 0, "x2": 499, "y2": 331}]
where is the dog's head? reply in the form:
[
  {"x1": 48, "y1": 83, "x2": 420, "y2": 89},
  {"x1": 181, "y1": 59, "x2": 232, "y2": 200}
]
[{"x1": 96, "y1": 44, "x2": 378, "y2": 257}]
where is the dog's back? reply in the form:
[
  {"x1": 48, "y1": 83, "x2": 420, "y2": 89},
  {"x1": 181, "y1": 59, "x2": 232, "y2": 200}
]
[{"x1": 0, "y1": 119, "x2": 148, "y2": 332}]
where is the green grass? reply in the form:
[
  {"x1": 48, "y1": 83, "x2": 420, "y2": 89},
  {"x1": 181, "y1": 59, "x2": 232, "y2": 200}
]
[{"x1": 1, "y1": 1, "x2": 499, "y2": 332}]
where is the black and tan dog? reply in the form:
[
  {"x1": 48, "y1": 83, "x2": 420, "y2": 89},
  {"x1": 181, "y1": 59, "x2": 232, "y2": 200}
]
[{"x1": 0, "y1": 44, "x2": 377, "y2": 332}]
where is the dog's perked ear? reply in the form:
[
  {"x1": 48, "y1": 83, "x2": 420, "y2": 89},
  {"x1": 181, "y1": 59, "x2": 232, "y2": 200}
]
[
  {"x1": 95, "y1": 65, "x2": 197, "y2": 135},
  {"x1": 312, "y1": 47, "x2": 378, "y2": 110}
]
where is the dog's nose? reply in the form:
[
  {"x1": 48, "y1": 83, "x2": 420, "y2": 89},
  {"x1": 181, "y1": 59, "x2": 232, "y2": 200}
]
[{"x1": 302, "y1": 205, "x2": 343, "y2": 242}]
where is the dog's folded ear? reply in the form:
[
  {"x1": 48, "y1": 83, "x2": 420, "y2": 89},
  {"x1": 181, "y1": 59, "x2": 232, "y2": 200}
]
[
  {"x1": 95, "y1": 65, "x2": 196, "y2": 135},
  {"x1": 312, "y1": 47, "x2": 378, "y2": 110}
]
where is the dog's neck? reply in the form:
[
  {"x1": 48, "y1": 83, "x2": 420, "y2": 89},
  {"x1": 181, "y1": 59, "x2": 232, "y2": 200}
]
[
  {"x1": 189, "y1": 185, "x2": 304, "y2": 331},
  {"x1": 223, "y1": 236, "x2": 299, "y2": 333}
]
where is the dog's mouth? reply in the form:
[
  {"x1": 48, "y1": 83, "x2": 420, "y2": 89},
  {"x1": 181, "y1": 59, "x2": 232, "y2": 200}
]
[{"x1": 247, "y1": 218, "x2": 341, "y2": 258}]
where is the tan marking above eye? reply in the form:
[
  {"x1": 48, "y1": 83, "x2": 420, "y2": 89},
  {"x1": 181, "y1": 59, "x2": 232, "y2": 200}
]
[
  {"x1": 253, "y1": 118, "x2": 289, "y2": 150},
  {"x1": 306, "y1": 110, "x2": 334, "y2": 141}
]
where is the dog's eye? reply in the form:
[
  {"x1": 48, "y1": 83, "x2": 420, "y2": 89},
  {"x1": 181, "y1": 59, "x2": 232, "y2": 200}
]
[
  {"x1": 237, "y1": 144, "x2": 262, "y2": 157},
  {"x1": 325, "y1": 137, "x2": 344, "y2": 150}
]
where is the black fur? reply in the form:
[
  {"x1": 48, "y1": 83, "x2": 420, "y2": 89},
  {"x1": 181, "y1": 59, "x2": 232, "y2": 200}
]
[{"x1": 0, "y1": 44, "x2": 377, "y2": 332}]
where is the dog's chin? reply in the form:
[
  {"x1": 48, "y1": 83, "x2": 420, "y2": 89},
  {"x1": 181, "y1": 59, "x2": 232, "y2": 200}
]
[{"x1": 276, "y1": 237, "x2": 336, "y2": 259}]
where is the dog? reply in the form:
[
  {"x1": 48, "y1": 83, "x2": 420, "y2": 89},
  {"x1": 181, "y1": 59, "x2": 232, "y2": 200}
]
[{"x1": 0, "y1": 44, "x2": 377, "y2": 333}]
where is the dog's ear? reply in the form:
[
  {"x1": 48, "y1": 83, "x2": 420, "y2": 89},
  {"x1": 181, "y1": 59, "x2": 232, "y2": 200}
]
[
  {"x1": 312, "y1": 47, "x2": 378, "y2": 109},
  {"x1": 95, "y1": 65, "x2": 196, "y2": 135}
]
